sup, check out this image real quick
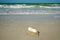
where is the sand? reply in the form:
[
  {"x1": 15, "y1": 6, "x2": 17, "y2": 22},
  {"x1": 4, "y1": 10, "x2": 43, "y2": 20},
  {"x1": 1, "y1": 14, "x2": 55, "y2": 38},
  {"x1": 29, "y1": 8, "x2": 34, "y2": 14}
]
[{"x1": 0, "y1": 21, "x2": 60, "y2": 40}]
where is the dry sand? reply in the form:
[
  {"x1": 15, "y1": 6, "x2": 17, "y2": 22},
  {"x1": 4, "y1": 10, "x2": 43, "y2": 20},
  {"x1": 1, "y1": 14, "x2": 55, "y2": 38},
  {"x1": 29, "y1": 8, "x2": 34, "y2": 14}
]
[{"x1": 0, "y1": 21, "x2": 60, "y2": 40}]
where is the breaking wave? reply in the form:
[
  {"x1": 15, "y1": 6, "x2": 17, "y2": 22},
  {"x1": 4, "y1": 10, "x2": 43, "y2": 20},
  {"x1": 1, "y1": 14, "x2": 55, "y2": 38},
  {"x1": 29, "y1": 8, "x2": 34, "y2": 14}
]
[{"x1": 0, "y1": 4, "x2": 60, "y2": 8}]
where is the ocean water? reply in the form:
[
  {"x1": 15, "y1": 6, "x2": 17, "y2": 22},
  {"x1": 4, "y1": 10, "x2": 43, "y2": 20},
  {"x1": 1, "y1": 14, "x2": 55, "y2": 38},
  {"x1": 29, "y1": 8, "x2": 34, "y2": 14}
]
[{"x1": 0, "y1": 7, "x2": 60, "y2": 22}]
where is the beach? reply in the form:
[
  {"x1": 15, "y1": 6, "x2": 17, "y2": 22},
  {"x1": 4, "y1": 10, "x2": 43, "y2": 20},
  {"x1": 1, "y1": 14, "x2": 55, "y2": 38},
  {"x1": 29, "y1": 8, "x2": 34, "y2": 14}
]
[
  {"x1": 0, "y1": 21, "x2": 60, "y2": 40},
  {"x1": 0, "y1": 5, "x2": 60, "y2": 40}
]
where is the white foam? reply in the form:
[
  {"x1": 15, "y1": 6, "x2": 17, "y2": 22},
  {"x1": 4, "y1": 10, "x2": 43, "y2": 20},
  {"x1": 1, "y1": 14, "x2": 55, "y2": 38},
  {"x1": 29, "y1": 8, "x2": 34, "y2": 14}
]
[
  {"x1": 0, "y1": 5, "x2": 35, "y2": 8},
  {"x1": 0, "y1": 4, "x2": 60, "y2": 8}
]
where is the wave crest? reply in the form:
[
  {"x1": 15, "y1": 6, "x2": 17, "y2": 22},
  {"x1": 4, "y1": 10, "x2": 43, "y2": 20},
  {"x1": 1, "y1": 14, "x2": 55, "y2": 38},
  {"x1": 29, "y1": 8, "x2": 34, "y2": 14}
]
[{"x1": 0, "y1": 4, "x2": 60, "y2": 8}]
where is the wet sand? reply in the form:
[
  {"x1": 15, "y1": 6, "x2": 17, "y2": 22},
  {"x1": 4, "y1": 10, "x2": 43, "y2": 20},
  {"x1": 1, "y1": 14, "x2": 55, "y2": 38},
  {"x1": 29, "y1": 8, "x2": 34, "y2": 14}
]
[{"x1": 0, "y1": 21, "x2": 60, "y2": 40}]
